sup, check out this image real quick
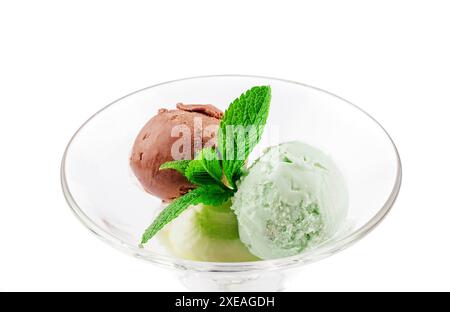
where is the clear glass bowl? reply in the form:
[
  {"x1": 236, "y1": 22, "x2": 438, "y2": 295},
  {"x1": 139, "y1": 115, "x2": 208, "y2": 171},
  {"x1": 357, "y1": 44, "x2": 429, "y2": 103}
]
[{"x1": 61, "y1": 75, "x2": 401, "y2": 291}]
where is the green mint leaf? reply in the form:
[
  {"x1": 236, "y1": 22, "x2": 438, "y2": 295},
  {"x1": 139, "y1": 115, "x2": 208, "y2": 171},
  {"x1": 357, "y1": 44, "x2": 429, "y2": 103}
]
[
  {"x1": 197, "y1": 147, "x2": 223, "y2": 184},
  {"x1": 159, "y1": 150, "x2": 223, "y2": 187},
  {"x1": 195, "y1": 184, "x2": 233, "y2": 206},
  {"x1": 140, "y1": 185, "x2": 233, "y2": 244},
  {"x1": 140, "y1": 187, "x2": 203, "y2": 245},
  {"x1": 184, "y1": 160, "x2": 217, "y2": 185},
  {"x1": 218, "y1": 85, "x2": 272, "y2": 187},
  {"x1": 183, "y1": 148, "x2": 223, "y2": 186},
  {"x1": 159, "y1": 160, "x2": 191, "y2": 175}
]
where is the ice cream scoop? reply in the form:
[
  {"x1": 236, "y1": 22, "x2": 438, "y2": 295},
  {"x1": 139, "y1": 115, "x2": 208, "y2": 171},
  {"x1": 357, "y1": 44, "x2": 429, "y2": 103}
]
[
  {"x1": 231, "y1": 141, "x2": 348, "y2": 259},
  {"x1": 158, "y1": 202, "x2": 259, "y2": 262},
  {"x1": 130, "y1": 103, "x2": 223, "y2": 201}
]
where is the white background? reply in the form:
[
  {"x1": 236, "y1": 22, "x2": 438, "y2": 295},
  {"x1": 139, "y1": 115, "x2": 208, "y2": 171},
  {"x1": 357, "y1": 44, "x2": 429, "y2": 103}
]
[{"x1": 1, "y1": 1, "x2": 449, "y2": 292}]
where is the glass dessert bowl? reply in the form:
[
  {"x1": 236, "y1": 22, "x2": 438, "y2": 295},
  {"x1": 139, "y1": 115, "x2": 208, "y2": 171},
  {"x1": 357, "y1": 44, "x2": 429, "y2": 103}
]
[{"x1": 61, "y1": 75, "x2": 401, "y2": 291}]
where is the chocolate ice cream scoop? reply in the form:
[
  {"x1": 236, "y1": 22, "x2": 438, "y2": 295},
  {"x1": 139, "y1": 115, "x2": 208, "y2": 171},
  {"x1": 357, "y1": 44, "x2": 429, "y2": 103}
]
[{"x1": 130, "y1": 103, "x2": 223, "y2": 201}]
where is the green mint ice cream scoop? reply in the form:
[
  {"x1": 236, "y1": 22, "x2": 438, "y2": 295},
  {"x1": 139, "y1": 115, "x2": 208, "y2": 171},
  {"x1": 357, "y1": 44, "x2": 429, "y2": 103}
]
[{"x1": 231, "y1": 141, "x2": 348, "y2": 260}]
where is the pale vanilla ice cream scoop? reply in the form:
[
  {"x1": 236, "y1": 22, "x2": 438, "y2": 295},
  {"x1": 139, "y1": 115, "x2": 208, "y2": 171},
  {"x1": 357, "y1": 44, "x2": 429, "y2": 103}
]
[{"x1": 159, "y1": 202, "x2": 258, "y2": 262}]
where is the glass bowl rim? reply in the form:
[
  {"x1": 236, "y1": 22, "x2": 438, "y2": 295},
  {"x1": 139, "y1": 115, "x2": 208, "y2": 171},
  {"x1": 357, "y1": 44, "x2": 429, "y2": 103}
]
[{"x1": 61, "y1": 74, "x2": 402, "y2": 273}]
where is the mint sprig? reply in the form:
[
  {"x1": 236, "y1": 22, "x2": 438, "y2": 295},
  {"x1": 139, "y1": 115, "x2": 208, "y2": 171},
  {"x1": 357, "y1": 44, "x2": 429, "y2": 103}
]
[
  {"x1": 219, "y1": 86, "x2": 271, "y2": 188},
  {"x1": 140, "y1": 86, "x2": 271, "y2": 245},
  {"x1": 197, "y1": 147, "x2": 223, "y2": 184},
  {"x1": 184, "y1": 159, "x2": 218, "y2": 186}
]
